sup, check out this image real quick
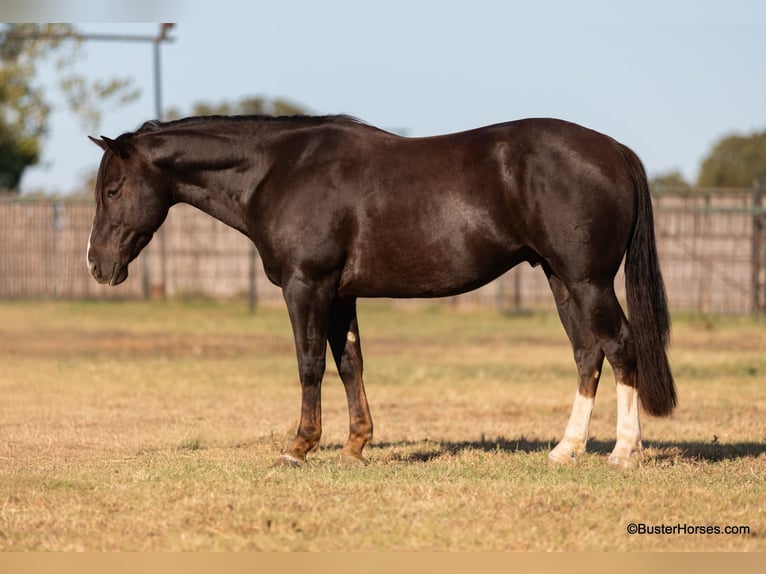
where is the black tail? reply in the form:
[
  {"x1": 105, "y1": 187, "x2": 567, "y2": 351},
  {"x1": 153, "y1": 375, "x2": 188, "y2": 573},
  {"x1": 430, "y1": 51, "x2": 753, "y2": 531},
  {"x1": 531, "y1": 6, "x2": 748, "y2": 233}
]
[{"x1": 622, "y1": 147, "x2": 677, "y2": 417}]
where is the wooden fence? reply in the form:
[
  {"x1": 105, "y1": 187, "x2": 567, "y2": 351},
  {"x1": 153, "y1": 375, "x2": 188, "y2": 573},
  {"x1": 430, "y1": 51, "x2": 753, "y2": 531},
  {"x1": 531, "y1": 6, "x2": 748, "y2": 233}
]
[{"x1": 1, "y1": 185, "x2": 765, "y2": 314}]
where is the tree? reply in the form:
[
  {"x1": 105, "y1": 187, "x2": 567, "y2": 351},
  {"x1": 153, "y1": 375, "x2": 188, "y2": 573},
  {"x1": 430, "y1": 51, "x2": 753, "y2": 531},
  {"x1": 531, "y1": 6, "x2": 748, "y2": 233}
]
[
  {"x1": 0, "y1": 121, "x2": 39, "y2": 190},
  {"x1": 697, "y1": 130, "x2": 766, "y2": 188},
  {"x1": 0, "y1": 24, "x2": 139, "y2": 192},
  {"x1": 166, "y1": 95, "x2": 308, "y2": 120},
  {"x1": 650, "y1": 170, "x2": 690, "y2": 192}
]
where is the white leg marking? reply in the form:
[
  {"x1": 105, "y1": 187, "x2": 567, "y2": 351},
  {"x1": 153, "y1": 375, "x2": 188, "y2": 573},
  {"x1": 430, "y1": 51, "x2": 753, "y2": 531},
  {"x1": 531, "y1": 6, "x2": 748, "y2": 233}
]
[
  {"x1": 608, "y1": 381, "x2": 643, "y2": 467},
  {"x1": 549, "y1": 391, "x2": 594, "y2": 465}
]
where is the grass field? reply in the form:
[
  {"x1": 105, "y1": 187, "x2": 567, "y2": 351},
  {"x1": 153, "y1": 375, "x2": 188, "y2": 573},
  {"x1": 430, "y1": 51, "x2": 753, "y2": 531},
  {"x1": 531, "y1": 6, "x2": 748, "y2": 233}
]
[{"x1": 0, "y1": 299, "x2": 764, "y2": 551}]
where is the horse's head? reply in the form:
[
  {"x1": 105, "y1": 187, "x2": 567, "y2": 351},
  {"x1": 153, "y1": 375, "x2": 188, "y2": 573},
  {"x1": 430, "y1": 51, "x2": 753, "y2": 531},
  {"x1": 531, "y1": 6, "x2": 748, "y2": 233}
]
[{"x1": 86, "y1": 134, "x2": 172, "y2": 286}]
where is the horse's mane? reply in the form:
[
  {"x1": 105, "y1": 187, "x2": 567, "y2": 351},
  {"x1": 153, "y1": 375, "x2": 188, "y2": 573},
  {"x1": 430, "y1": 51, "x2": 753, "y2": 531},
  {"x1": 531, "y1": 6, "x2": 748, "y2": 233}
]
[{"x1": 120, "y1": 114, "x2": 367, "y2": 139}]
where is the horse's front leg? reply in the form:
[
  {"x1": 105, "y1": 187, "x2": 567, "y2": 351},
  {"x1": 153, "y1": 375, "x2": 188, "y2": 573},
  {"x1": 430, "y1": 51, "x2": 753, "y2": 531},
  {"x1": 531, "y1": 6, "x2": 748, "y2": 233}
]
[
  {"x1": 327, "y1": 298, "x2": 373, "y2": 463},
  {"x1": 274, "y1": 274, "x2": 335, "y2": 467}
]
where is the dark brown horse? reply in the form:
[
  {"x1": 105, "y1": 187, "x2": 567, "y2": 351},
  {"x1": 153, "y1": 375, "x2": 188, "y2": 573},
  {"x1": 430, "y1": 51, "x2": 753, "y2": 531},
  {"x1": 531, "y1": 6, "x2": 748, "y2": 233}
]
[{"x1": 87, "y1": 115, "x2": 676, "y2": 467}]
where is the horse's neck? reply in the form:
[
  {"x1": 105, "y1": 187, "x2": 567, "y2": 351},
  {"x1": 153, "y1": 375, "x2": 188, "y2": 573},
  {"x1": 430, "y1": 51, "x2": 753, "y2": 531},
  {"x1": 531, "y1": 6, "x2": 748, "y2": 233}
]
[
  {"x1": 171, "y1": 174, "x2": 250, "y2": 236},
  {"x1": 149, "y1": 132, "x2": 258, "y2": 236}
]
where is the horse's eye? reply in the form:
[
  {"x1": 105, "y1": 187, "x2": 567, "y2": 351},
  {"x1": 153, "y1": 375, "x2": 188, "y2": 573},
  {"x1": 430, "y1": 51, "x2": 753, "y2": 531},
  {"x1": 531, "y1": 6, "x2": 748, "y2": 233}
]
[{"x1": 104, "y1": 177, "x2": 125, "y2": 199}]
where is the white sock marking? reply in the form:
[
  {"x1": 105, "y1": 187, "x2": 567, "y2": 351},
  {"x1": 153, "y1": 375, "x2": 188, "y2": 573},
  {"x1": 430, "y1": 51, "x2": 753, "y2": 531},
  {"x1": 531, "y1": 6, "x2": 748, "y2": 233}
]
[
  {"x1": 549, "y1": 390, "x2": 594, "y2": 463},
  {"x1": 609, "y1": 381, "x2": 643, "y2": 465}
]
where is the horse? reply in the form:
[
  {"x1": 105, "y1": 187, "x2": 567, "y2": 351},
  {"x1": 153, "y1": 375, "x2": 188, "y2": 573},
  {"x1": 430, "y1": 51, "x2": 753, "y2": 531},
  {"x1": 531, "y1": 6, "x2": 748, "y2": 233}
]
[{"x1": 86, "y1": 114, "x2": 676, "y2": 468}]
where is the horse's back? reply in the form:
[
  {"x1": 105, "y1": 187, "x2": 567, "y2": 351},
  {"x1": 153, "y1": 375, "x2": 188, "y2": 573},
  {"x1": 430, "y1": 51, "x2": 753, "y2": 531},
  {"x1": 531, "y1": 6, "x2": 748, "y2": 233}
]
[{"x1": 348, "y1": 119, "x2": 635, "y2": 296}]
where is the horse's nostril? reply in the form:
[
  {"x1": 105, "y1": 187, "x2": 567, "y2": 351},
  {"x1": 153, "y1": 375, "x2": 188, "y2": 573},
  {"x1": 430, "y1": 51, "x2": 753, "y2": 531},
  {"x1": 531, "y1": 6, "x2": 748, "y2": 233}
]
[{"x1": 88, "y1": 259, "x2": 99, "y2": 278}]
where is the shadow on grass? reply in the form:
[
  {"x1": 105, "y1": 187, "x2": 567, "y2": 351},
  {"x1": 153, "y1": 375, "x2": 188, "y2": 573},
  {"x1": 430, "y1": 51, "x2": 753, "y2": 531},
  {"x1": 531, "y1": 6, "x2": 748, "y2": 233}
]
[{"x1": 330, "y1": 436, "x2": 766, "y2": 464}]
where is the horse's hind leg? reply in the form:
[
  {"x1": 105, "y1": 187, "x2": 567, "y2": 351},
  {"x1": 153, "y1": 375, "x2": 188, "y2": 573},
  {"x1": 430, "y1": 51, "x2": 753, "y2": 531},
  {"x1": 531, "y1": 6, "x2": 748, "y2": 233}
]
[
  {"x1": 576, "y1": 285, "x2": 643, "y2": 467},
  {"x1": 550, "y1": 275, "x2": 643, "y2": 467},
  {"x1": 547, "y1": 274, "x2": 605, "y2": 464},
  {"x1": 327, "y1": 298, "x2": 373, "y2": 463}
]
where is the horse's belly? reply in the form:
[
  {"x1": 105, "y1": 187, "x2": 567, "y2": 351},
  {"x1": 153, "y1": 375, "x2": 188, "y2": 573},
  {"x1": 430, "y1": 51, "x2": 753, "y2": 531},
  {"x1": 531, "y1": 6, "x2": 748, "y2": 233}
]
[{"x1": 338, "y1": 236, "x2": 519, "y2": 299}]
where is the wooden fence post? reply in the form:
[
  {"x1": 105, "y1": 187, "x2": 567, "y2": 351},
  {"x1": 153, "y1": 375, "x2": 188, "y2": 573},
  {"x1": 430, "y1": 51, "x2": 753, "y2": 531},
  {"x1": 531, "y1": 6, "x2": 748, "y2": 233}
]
[
  {"x1": 753, "y1": 178, "x2": 766, "y2": 314},
  {"x1": 248, "y1": 243, "x2": 258, "y2": 314},
  {"x1": 52, "y1": 201, "x2": 63, "y2": 299},
  {"x1": 141, "y1": 253, "x2": 150, "y2": 300}
]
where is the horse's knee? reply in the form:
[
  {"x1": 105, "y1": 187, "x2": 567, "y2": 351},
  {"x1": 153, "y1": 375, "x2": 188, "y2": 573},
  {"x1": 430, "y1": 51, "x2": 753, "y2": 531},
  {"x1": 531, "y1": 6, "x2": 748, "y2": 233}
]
[
  {"x1": 298, "y1": 355, "x2": 326, "y2": 385},
  {"x1": 602, "y1": 322, "x2": 637, "y2": 377},
  {"x1": 338, "y1": 352, "x2": 362, "y2": 382}
]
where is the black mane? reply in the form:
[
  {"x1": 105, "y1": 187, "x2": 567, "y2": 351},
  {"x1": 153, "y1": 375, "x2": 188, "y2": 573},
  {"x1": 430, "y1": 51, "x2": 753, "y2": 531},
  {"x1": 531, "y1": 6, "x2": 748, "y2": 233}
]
[{"x1": 132, "y1": 114, "x2": 365, "y2": 136}]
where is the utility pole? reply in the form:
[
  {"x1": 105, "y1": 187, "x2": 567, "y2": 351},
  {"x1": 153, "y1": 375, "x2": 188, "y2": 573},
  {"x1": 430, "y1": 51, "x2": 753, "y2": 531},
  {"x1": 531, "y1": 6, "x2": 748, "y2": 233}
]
[
  {"x1": 153, "y1": 24, "x2": 174, "y2": 300},
  {"x1": 153, "y1": 24, "x2": 174, "y2": 121}
]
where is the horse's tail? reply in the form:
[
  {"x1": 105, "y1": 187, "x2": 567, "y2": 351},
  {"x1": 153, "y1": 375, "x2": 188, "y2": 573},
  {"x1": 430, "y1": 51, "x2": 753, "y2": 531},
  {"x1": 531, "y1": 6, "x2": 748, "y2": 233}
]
[{"x1": 622, "y1": 146, "x2": 677, "y2": 417}]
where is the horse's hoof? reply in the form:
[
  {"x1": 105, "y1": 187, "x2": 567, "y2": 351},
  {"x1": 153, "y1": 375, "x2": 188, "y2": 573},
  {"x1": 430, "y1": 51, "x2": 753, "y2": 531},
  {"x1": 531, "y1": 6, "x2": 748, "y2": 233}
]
[
  {"x1": 607, "y1": 452, "x2": 641, "y2": 468},
  {"x1": 271, "y1": 454, "x2": 303, "y2": 468},
  {"x1": 548, "y1": 440, "x2": 584, "y2": 466},
  {"x1": 548, "y1": 450, "x2": 577, "y2": 466},
  {"x1": 608, "y1": 441, "x2": 643, "y2": 468},
  {"x1": 337, "y1": 450, "x2": 367, "y2": 465},
  {"x1": 607, "y1": 455, "x2": 631, "y2": 468}
]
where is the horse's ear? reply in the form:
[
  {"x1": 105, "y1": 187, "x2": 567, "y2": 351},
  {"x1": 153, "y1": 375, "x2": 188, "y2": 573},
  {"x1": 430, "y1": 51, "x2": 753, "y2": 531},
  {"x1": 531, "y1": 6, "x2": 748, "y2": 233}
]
[
  {"x1": 88, "y1": 135, "x2": 109, "y2": 151},
  {"x1": 91, "y1": 135, "x2": 134, "y2": 159}
]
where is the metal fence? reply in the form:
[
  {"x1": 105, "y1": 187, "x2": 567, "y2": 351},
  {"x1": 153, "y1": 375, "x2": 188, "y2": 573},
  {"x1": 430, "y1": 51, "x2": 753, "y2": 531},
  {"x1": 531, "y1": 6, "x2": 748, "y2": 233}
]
[{"x1": 1, "y1": 184, "x2": 765, "y2": 314}]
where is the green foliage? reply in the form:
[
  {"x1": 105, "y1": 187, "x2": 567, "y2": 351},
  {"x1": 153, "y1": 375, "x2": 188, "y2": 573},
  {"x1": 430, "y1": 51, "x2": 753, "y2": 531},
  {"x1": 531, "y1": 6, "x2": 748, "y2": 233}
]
[
  {"x1": 697, "y1": 130, "x2": 766, "y2": 188},
  {"x1": 0, "y1": 24, "x2": 140, "y2": 192},
  {"x1": 166, "y1": 95, "x2": 308, "y2": 120},
  {"x1": 650, "y1": 169, "x2": 691, "y2": 192},
  {"x1": 59, "y1": 75, "x2": 140, "y2": 132},
  {"x1": 0, "y1": 24, "x2": 69, "y2": 189},
  {"x1": 0, "y1": 118, "x2": 39, "y2": 188}
]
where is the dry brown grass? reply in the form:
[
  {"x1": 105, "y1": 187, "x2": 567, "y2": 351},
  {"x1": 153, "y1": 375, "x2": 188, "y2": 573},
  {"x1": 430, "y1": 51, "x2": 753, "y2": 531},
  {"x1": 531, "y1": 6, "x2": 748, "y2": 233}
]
[{"x1": 0, "y1": 299, "x2": 764, "y2": 551}]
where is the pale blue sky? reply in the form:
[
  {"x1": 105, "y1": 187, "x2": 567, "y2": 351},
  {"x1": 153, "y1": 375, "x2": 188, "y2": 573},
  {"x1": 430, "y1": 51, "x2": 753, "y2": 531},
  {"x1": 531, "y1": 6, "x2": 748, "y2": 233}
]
[{"x1": 6, "y1": 0, "x2": 766, "y2": 194}]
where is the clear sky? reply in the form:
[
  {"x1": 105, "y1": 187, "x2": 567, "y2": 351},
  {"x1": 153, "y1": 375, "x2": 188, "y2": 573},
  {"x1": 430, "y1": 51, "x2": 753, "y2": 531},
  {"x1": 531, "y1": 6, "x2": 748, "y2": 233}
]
[{"x1": 5, "y1": 0, "x2": 766, "y2": 194}]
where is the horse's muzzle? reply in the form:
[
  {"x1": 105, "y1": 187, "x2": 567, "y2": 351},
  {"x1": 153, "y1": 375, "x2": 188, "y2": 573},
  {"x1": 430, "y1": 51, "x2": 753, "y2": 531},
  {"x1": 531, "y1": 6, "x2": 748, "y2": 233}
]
[{"x1": 88, "y1": 258, "x2": 128, "y2": 286}]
